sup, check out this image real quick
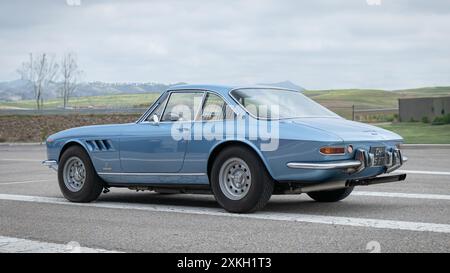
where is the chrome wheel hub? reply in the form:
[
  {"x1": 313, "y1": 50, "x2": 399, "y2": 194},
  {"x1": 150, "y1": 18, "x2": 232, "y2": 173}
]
[
  {"x1": 63, "y1": 156, "x2": 86, "y2": 192},
  {"x1": 219, "y1": 157, "x2": 251, "y2": 200}
]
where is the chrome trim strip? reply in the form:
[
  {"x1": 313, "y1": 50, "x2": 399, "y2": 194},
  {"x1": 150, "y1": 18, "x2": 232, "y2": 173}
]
[
  {"x1": 42, "y1": 160, "x2": 58, "y2": 171},
  {"x1": 287, "y1": 149, "x2": 407, "y2": 172},
  {"x1": 97, "y1": 172, "x2": 207, "y2": 176},
  {"x1": 286, "y1": 161, "x2": 362, "y2": 170}
]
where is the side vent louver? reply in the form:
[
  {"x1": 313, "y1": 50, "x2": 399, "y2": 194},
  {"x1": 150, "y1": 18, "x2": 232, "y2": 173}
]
[{"x1": 86, "y1": 140, "x2": 114, "y2": 152}]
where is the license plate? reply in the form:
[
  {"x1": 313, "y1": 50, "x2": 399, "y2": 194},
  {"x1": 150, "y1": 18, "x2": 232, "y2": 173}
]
[{"x1": 370, "y1": 146, "x2": 386, "y2": 166}]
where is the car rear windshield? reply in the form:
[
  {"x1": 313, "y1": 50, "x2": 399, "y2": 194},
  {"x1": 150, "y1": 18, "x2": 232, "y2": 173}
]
[{"x1": 230, "y1": 88, "x2": 339, "y2": 119}]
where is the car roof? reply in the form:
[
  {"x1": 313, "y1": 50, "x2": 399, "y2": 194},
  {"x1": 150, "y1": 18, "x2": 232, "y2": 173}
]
[{"x1": 167, "y1": 84, "x2": 298, "y2": 96}]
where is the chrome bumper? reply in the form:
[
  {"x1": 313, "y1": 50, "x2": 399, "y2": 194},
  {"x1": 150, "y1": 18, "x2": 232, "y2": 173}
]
[
  {"x1": 42, "y1": 160, "x2": 58, "y2": 171},
  {"x1": 287, "y1": 148, "x2": 407, "y2": 174}
]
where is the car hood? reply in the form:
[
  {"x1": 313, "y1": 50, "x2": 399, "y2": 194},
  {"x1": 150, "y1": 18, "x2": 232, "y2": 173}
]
[{"x1": 284, "y1": 117, "x2": 403, "y2": 142}]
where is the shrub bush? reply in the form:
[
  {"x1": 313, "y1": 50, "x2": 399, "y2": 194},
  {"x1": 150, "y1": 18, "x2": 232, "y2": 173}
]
[{"x1": 432, "y1": 114, "x2": 450, "y2": 125}]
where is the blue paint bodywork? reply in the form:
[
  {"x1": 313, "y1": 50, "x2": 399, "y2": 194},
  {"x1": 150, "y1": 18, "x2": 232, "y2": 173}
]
[{"x1": 45, "y1": 84, "x2": 403, "y2": 187}]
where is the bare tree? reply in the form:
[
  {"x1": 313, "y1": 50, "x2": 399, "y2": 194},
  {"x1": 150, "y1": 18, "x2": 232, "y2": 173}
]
[
  {"x1": 18, "y1": 53, "x2": 59, "y2": 110},
  {"x1": 60, "y1": 53, "x2": 82, "y2": 108}
]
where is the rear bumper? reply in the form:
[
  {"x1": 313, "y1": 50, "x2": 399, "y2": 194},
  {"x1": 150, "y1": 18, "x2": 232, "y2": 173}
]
[
  {"x1": 42, "y1": 160, "x2": 58, "y2": 171},
  {"x1": 287, "y1": 148, "x2": 407, "y2": 174}
]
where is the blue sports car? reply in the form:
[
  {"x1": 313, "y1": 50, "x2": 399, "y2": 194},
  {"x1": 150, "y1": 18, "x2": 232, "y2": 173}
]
[{"x1": 43, "y1": 84, "x2": 407, "y2": 213}]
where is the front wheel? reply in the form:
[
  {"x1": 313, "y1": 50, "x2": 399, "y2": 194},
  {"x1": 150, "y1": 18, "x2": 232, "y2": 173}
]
[
  {"x1": 210, "y1": 146, "x2": 274, "y2": 213},
  {"x1": 58, "y1": 146, "x2": 104, "y2": 202},
  {"x1": 307, "y1": 186, "x2": 354, "y2": 202}
]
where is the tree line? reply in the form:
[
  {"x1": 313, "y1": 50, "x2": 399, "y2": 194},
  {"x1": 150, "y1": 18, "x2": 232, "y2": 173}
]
[{"x1": 17, "y1": 53, "x2": 82, "y2": 110}]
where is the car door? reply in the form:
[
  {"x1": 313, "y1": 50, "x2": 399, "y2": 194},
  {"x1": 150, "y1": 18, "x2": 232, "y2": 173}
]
[
  {"x1": 119, "y1": 91, "x2": 205, "y2": 173},
  {"x1": 182, "y1": 92, "x2": 237, "y2": 172}
]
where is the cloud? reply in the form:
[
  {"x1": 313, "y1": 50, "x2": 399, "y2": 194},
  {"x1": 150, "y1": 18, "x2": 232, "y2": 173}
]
[{"x1": 0, "y1": 0, "x2": 449, "y2": 89}]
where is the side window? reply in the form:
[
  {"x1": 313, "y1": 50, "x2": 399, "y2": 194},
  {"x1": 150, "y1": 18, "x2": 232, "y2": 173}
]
[
  {"x1": 201, "y1": 93, "x2": 235, "y2": 121},
  {"x1": 161, "y1": 92, "x2": 204, "y2": 121},
  {"x1": 146, "y1": 96, "x2": 168, "y2": 121}
]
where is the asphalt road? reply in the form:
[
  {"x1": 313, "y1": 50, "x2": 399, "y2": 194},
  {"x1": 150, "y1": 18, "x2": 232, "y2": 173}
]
[{"x1": 0, "y1": 144, "x2": 449, "y2": 253}]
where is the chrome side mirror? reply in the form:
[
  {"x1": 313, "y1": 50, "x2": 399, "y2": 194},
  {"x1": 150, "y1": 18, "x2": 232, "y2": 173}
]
[{"x1": 152, "y1": 114, "x2": 160, "y2": 125}]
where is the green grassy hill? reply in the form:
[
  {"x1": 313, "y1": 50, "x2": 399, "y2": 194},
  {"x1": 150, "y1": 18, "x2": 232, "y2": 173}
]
[
  {"x1": 305, "y1": 86, "x2": 450, "y2": 109},
  {"x1": 0, "y1": 93, "x2": 161, "y2": 109},
  {"x1": 304, "y1": 89, "x2": 398, "y2": 108},
  {"x1": 1, "y1": 86, "x2": 450, "y2": 144},
  {"x1": 395, "y1": 86, "x2": 450, "y2": 97},
  {"x1": 1, "y1": 86, "x2": 450, "y2": 110}
]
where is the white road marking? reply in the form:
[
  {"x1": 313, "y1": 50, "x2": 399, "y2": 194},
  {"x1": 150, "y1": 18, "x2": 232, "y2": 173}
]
[
  {"x1": 0, "y1": 194, "x2": 449, "y2": 234},
  {"x1": 0, "y1": 235, "x2": 121, "y2": 253},
  {"x1": 0, "y1": 159, "x2": 41, "y2": 162},
  {"x1": 0, "y1": 180, "x2": 51, "y2": 185},
  {"x1": 395, "y1": 170, "x2": 450, "y2": 176},
  {"x1": 2, "y1": 158, "x2": 450, "y2": 176},
  {"x1": 353, "y1": 191, "x2": 450, "y2": 200}
]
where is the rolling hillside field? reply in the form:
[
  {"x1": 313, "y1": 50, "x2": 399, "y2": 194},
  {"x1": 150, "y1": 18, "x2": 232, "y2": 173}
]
[
  {"x1": 1, "y1": 86, "x2": 449, "y2": 144},
  {"x1": 1, "y1": 86, "x2": 449, "y2": 110},
  {"x1": 0, "y1": 93, "x2": 161, "y2": 109},
  {"x1": 306, "y1": 86, "x2": 450, "y2": 109}
]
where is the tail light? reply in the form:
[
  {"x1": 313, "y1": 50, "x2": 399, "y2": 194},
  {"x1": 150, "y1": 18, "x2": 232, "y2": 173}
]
[{"x1": 320, "y1": 146, "x2": 346, "y2": 155}]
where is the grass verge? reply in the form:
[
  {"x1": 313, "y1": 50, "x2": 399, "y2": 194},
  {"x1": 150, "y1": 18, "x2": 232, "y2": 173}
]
[{"x1": 378, "y1": 122, "x2": 450, "y2": 144}]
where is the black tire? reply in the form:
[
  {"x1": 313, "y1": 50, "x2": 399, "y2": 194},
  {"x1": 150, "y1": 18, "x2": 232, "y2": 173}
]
[
  {"x1": 307, "y1": 186, "x2": 354, "y2": 202},
  {"x1": 58, "y1": 145, "x2": 104, "y2": 202},
  {"x1": 210, "y1": 146, "x2": 274, "y2": 213}
]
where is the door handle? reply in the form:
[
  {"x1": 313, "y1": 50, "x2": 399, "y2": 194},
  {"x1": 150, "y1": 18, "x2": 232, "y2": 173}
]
[{"x1": 177, "y1": 127, "x2": 190, "y2": 132}]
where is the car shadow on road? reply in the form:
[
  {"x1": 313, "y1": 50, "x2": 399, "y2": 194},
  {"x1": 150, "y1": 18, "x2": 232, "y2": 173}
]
[
  {"x1": 97, "y1": 191, "x2": 382, "y2": 215},
  {"x1": 263, "y1": 197, "x2": 379, "y2": 214},
  {"x1": 98, "y1": 192, "x2": 220, "y2": 209}
]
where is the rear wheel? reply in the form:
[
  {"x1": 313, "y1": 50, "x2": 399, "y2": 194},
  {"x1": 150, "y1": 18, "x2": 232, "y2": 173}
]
[
  {"x1": 307, "y1": 186, "x2": 354, "y2": 202},
  {"x1": 210, "y1": 146, "x2": 273, "y2": 213},
  {"x1": 58, "y1": 146, "x2": 104, "y2": 202}
]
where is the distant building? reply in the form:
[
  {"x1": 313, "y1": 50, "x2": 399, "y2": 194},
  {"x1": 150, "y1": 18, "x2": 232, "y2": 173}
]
[{"x1": 399, "y1": 96, "x2": 450, "y2": 122}]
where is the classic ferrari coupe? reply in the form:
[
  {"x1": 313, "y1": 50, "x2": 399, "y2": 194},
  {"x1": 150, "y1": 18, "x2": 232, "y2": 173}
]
[{"x1": 43, "y1": 84, "x2": 407, "y2": 213}]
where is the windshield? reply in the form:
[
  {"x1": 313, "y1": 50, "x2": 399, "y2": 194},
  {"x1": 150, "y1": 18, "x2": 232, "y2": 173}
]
[{"x1": 230, "y1": 88, "x2": 339, "y2": 119}]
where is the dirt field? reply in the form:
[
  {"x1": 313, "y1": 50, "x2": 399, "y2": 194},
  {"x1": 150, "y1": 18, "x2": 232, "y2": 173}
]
[{"x1": 0, "y1": 114, "x2": 140, "y2": 142}]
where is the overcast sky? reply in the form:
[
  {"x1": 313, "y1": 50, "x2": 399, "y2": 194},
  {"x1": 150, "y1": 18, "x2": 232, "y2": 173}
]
[{"x1": 0, "y1": 0, "x2": 449, "y2": 89}]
